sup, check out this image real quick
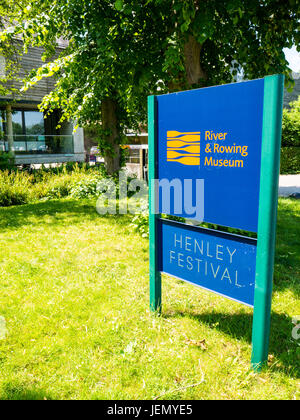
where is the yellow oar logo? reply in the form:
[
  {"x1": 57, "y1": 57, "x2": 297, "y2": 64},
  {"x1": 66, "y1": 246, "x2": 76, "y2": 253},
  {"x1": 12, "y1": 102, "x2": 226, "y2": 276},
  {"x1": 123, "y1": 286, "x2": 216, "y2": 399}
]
[{"x1": 167, "y1": 131, "x2": 200, "y2": 166}]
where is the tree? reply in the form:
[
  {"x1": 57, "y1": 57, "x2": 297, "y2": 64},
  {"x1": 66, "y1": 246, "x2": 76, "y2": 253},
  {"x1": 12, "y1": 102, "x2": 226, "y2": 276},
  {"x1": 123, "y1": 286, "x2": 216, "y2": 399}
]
[
  {"x1": 152, "y1": 0, "x2": 299, "y2": 89},
  {"x1": 0, "y1": 0, "x2": 27, "y2": 96},
  {"x1": 1, "y1": 0, "x2": 171, "y2": 173},
  {"x1": 1, "y1": 0, "x2": 299, "y2": 173}
]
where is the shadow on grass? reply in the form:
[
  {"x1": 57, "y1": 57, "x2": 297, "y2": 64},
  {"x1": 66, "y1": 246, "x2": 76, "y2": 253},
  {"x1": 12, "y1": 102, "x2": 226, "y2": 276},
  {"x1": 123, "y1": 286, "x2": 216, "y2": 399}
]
[
  {"x1": 163, "y1": 309, "x2": 300, "y2": 378},
  {"x1": 0, "y1": 198, "x2": 132, "y2": 232},
  {"x1": 0, "y1": 382, "x2": 54, "y2": 400}
]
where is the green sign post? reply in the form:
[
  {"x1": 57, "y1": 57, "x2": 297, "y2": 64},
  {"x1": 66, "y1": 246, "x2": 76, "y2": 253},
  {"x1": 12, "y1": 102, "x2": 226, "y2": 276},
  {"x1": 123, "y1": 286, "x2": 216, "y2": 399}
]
[
  {"x1": 148, "y1": 75, "x2": 284, "y2": 371},
  {"x1": 148, "y1": 95, "x2": 162, "y2": 313},
  {"x1": 251, "y1": 75, "x2": 284, "y2": 369}
]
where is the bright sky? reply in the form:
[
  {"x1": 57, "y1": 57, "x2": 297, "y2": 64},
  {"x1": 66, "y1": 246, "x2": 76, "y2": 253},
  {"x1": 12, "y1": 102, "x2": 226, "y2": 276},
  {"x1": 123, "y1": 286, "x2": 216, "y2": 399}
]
[{"x1": 283, "y1": 46, "x2": 300, "y2": 72}]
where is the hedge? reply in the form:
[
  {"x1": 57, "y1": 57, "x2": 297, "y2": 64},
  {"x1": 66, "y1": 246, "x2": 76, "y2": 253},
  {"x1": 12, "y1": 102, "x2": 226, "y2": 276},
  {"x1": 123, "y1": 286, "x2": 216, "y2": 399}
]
[{"x1": 280, "y1": 147, "x2": 300, "y2": 174}]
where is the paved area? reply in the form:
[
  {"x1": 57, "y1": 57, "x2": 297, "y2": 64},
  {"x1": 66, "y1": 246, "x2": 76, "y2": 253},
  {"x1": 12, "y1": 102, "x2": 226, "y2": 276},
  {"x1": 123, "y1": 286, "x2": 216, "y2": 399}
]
[{"x1": 279, "y1": 174, "x2": 300, "y2": 197}]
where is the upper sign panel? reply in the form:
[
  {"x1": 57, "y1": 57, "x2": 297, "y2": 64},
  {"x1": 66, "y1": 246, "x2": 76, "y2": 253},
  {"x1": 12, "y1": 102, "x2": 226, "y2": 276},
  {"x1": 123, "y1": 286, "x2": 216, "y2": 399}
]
[{"x1": 157, "y1": 79, "x2": 265, "y2": 232}]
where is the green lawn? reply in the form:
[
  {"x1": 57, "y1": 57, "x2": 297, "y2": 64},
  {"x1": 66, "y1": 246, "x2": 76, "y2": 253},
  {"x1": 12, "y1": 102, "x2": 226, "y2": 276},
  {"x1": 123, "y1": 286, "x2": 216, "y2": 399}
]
[{"x1": 0, "y1": 197, "x2": 299, "y2": 400}]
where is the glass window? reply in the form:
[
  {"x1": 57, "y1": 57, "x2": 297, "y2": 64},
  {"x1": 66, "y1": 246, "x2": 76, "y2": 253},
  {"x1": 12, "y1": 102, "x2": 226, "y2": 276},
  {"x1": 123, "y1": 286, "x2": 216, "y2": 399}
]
[
  {"x1": 0, "y1": 110, "x2": 5, "y2": 136},
  {"x1": 25, "y1": 111, "x2": 44, "y2": 135},
  {"x1": 12, "y1": 110, "x2": 23, "y2": 135}
]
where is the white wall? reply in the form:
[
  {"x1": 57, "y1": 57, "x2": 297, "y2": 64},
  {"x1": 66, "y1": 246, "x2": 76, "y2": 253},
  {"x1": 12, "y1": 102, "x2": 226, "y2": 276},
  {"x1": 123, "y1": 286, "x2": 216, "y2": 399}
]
[
  {"x1": 73, "y1": 125, "x2": 85, "y2": 155},
  {"x1": 0, "y1": 56, "x2": 5, "y2": 78}
]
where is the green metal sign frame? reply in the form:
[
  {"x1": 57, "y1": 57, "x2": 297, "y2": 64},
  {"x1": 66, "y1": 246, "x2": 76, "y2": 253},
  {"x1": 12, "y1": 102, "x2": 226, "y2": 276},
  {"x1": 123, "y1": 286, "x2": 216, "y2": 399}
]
[
  {"x1": 148, "y1": 74, "x2": 284, "y2": 370},
  {"x1": 250, "y1": 75, "x2": 284, "y2": 369}
]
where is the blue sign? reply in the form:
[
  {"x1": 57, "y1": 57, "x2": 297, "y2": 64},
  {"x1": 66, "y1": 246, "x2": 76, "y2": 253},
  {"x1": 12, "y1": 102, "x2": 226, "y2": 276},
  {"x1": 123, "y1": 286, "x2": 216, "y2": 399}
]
[
  {"x1": 149, "y1": 75, "x2": 285, "y2": 369},
  {"x1": 156, "y1": 79, "x2": 264, "y2": 232},
  {"x1": 159, "y1": 219, "x2": 257, "y2": 307}
]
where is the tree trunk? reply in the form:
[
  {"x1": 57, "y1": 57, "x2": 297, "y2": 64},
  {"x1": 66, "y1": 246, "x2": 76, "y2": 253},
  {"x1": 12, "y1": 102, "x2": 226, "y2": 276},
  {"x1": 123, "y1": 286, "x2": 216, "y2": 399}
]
[
  {"x1": 101, "y1": 97, "x2": 120, "y2": 175},
  {"x1": 168, "y1": 35, "x2": 207, "y2": 92},
  {"x1": 183, "y1": 35, "x2": 207, "y2": 88}
]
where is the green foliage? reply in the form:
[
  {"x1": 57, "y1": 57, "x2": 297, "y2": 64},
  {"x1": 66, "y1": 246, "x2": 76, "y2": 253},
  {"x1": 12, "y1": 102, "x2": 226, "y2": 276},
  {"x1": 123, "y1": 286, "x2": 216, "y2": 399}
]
[
  {"x1": 0, "y1": 151, "x2": 15, "y2": 170},
  {"x1": 70, "y1": 173, "x2": 107, "y2": 199},
  {"x1": 282, "y1": 97, "x2": 300, "y2": 147},
  {"x1": 7, "y1": 0, "x2": 170, "y2": 135},
  {"x1": 280, "y1": 97, "x2": 300, "y2": 174},
  {"x1": 280, "y1": 147, "x2": 300, "y2": 174},
  {"x1": 0, "y1": 0, "x2": 26, "y2": 95},
  {"x1": 0, "y1": 163, "x2": 146, "y2": 207},
  {"x1": 153, "y1": 0, "x2": 299, "y2": 88},
  {"x1": 0, "y1": 170, "x2": 32, "y2": 206},
  {"x1": 1, "y1": 1, "x2": 299, "y2": 172},
  {"x1": 2, "y1": 0, "x2": 299, "y2": 149},
  {"x1": 0, "y1": 164, "x2": 107, "y2": 207},
  {"x1": 130, "y1": 200, "x2": 149, "y2": 238}
]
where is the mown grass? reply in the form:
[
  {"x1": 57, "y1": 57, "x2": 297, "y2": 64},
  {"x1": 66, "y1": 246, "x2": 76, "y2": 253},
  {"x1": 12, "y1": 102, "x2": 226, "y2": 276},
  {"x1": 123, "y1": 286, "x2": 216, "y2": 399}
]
[{"x1": 0, "y1": 197, "x2": 299, "y2": 400}]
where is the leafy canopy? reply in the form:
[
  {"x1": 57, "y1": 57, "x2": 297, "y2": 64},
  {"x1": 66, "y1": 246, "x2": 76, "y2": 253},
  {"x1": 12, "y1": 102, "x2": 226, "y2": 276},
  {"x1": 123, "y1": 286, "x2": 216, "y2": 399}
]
[
  {"x1": 0, "y1": 0, "x2": 28, "y2": 96},
  {"x1": 1, "y1": 0, "x2": 299, "y2": 129}
]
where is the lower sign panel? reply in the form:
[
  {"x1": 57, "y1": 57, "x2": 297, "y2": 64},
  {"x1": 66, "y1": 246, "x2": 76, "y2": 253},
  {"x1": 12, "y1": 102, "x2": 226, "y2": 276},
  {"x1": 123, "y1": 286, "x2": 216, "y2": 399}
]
[{"x1": 158, "y1": 219, "x2": 257, "y2": 307}]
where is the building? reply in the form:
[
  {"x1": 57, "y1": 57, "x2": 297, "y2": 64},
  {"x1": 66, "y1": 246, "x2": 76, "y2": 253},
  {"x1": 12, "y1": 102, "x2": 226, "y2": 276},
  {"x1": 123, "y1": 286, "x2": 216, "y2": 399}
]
[
  {"x1": 125, "y1": 132, "x2": 148, "y2": 180},
  {"x1": 0, "y1": 39, "x2": 85, "y2": 165}
]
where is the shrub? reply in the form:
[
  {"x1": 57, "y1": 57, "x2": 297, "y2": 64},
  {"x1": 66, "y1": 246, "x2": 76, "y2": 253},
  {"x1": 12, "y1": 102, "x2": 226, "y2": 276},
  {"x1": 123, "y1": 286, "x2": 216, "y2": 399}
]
[
  {"x1": 0, "y1": 170, "x2": 32, "y2": 206},
  {"x1": 70, "y1": 173, "x2": 107, "y2": 198},
  {"x1": 280, "y1": 147, "x2": 300, "y2": 174},
  {"x1": 282, "y1": 97, "x2": 300, "y2": 147},
  {"x1": 130, "y1": 200, "x2": 149, "y2": 238},
  {"x1": 280, "y1": 97, "x2": 300, "y2": 174},
  {"x1": 34, "y1": 174, "x2": 75, "y2": 199},
  {"x1": 0, "y1": 151, "x2": 15, "y2": 170},
  {"x1": 0, "y1": 164, "x2": 108, "y2": 207}
]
